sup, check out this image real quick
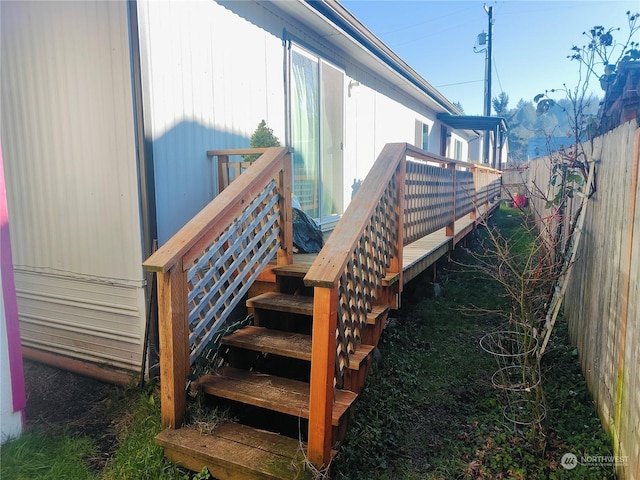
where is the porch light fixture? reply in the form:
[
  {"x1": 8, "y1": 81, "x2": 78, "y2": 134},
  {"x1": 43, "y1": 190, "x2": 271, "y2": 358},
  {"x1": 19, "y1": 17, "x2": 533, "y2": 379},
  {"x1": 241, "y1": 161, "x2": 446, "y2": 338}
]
[{"x1": 348, "y1": 79, "x2": 360, "y2": 97}]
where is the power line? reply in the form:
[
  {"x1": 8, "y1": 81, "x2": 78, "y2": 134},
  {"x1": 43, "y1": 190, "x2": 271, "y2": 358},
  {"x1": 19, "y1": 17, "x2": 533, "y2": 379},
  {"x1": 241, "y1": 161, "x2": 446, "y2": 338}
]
[
  {"x1": 435, "y1": 79, "x2": 484, "y2": 87},
  {"x1": 492, "y1": 56, "x2": 504, "y2": 95}
]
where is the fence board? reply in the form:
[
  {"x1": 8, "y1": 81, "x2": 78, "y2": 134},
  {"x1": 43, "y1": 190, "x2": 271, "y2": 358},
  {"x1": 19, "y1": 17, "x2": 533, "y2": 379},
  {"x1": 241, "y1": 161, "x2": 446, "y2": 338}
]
[{"x1": 528, "y1": 120, "x2": 639, "y2": 480}]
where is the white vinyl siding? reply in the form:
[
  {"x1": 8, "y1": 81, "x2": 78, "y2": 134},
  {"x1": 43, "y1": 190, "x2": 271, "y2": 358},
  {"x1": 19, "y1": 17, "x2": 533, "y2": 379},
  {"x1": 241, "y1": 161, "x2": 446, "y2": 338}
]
[
  {"x1": 1, "y1": 1, "x2": 146, "y2": 372},
  {"x1": 136, "y1": 0, "x2": 286, "y2": 243}
]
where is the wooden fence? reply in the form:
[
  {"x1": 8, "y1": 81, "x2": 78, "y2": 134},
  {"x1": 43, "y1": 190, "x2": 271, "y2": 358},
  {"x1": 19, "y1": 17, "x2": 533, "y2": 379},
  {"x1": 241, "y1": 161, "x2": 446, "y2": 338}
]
[{"x1": 527, "y1": 120, "x2": 639, "y2": 480}]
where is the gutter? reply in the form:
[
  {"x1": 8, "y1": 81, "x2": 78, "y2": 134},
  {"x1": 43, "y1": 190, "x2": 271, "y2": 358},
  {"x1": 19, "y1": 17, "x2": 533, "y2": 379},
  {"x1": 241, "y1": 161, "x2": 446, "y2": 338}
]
[{"x1": 305, "y1": 0, "x2": 461, "y2": 114}]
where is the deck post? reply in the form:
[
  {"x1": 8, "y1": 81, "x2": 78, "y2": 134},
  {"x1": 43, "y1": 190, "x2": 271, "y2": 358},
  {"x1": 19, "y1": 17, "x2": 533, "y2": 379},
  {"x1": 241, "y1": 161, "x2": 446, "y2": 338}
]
[
  {"x1": 277, "y1": 151, "x2": 293, "y2": 265},
  {"x1": 308, "y1": 286, "x2": 338, "y2": 469},
  {"x1": 157, "y1": 260, "x2": 189, "y2": 429},
  {"x1": 389, "y1": 158, "x2": 406, "y2": 298},
  {"x1": 446, "y1": 162, "x2": 457, "y2": 237},
  {"x1": 216, "y1": 154, "x2": 229, "y2": 193},
  {"x1": 470, "y1": 166, "x2": 478, "y2": 221}
]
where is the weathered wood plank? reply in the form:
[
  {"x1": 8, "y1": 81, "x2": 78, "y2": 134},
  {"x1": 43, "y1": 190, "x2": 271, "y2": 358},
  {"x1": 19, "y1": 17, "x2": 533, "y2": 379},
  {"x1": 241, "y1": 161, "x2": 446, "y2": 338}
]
[
  {"x1": 307, "y1": 287, "x2": 339, "y2": 468},
  {"x1": 156, "y1": 424, "x2": 314, "y2": 480},
  {"x1": 271, "y1": 263, "x2": 311, "y2": 278},
  {"x1": 366, "y1": 305, "x2": 389, "y2": 326},
  {"x1": 198, "y1": 367, "x2": 355, "y2": 427},
  {"x1": 347, "y1": 345, "x2": 374, "y2": 370},
  {"x1": 530, "y1": 121, "x2": 640, "y2": 480},
  {"x1": 277, "y1": 152, "x2": 294, "y2": 266},
  {"x1": 207, "y1": 148, "x2": 270, "y2": 157},
  {"x1": 247, "y1": 292, "x2": 313, "y2": 316},
  {"x1": 221, "y1": 326, "x2": 311, "y2": 361},
  {"x1": 157, "y1": 262, "x2": 189, "y2": 429}
]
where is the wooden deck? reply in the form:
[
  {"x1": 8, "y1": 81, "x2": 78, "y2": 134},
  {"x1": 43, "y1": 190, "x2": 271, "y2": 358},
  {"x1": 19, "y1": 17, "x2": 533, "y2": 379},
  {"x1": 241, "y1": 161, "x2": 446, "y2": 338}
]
[
  {"x1": 293, "y1": 206, "x2": 496, "y2": 288},
  {"x1": 145, "y1": 145, "x2": 502, "y2": 477},
  {"x1": 403, "y1": 210, "x2": 492, "y2": 284}
]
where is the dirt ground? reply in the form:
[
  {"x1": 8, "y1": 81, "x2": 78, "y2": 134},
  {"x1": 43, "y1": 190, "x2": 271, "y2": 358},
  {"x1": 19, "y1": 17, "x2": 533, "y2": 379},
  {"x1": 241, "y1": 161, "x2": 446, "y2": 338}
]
[{"x1": 23, "y1": 359, "x2": 120, "y2": 470}]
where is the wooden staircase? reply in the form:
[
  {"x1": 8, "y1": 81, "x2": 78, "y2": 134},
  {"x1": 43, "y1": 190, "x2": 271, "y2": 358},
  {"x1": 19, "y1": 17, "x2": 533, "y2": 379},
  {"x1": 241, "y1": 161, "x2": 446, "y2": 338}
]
[
  {"x1": 155, "y1": 261, "x2": 391, "y2": 479},
  {"x1": 144, "y1": 145, "x2": 502, "y2": 479}
]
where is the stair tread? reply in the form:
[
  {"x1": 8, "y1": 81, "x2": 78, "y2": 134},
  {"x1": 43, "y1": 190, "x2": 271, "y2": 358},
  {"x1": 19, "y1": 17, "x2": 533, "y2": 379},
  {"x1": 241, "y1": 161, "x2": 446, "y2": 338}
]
[
  {"x1": 199, "y1": 367, "x2": 357, "y2": 426},
  {"x1": 382, "y1": 271, "x2": 400, "y2": 286},
  {"x1": 222, "y1": 325, "x2": 372, "y2": 371},
  {"x1": 247, "y1": 292, "x2": 313, "y2": 316},
  {"x1": 271, "y1": 263, "x2": 310, "y2": 278},
  {"x1": 367, "y1": 304, "x2": 390, "y2": 325},
  {"x1": 348, "y1": 344, "x2": 375, "y2": 370},
  {"x1": 222, "y1": 326, "x2": 311, "y2": 361},
  {"x1": 156, "y1": 423, "x2": 314, "y2": 480}
]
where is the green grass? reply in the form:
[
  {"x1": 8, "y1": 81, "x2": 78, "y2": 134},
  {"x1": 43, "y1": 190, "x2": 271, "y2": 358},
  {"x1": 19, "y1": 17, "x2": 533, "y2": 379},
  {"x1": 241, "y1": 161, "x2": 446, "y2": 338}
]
[
  {"x1": 0, "y1": 429, "x2": 96, "y2": 480},
  {"x1": 0, "y1": 386, "x2": 206, "y2": 480},
  {"x1": 98, "y1": 389, "x2": 188, "y2": 480}
]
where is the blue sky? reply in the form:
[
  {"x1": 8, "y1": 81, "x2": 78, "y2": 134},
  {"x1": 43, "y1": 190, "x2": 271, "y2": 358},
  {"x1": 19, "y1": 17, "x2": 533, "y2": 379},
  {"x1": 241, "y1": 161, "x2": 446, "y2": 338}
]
[{"x1": 340, "y1": 1, "x2": 639, "y2": 115}]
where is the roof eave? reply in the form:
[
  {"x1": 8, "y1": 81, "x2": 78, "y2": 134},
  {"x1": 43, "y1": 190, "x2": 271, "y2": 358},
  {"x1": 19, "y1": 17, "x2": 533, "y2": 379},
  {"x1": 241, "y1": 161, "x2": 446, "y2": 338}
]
[{"x1": 269, "y1": 0, "x2": 461, "y2": 115}]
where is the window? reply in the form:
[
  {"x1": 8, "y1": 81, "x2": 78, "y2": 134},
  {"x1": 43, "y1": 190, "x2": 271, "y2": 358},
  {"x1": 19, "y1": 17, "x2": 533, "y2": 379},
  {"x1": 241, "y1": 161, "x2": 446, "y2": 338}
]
[
  {"x1": 415, "y1": 120, "x2": 430, "y2": 152},
  {"x1": 290, "y1": 47, "x2": 344, "y2": 223},
  {"x1": 422, "y1": 123, "x2": 429, "y2": 151},
  {"x1": 454, "y1": 139, "x2": 463, "y2": 160}
]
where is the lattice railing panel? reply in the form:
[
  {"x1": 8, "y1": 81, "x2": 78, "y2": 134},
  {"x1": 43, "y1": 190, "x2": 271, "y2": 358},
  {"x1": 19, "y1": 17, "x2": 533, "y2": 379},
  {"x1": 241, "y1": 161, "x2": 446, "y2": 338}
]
[
  {"x1": 404, "y1": 159, "x2": 454, "y2": 244},
  {"x1": 186, "y1": 179, "x2": 281, "y2": 362},
  {"x1": 489, "y1": 177, "x2": 501, "y2": 199},
  {"x1": 476, "y1": 170, "x2": 490, "y2": 205},
  {"x1": 455, "y1": 169, "x2": 475, "y2": 219},
  {"x1": 335, "y1": 172, "x2": 398, "y2": 385}
]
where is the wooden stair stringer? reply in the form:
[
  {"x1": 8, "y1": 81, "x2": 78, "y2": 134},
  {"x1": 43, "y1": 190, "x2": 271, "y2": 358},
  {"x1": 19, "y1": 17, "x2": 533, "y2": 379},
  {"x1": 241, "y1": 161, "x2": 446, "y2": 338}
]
[{"x1": 361, "y1": 304, "x2": 390, "y2": 346}]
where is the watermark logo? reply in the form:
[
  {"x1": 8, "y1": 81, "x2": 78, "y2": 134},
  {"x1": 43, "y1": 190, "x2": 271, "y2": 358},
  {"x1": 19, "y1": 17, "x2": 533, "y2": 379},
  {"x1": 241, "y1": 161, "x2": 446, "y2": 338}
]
[
  {"x1": 561, "y1": 453, "x2": 578, "y2": 470},
  {"x1": 561, "y1": 452, "x2": 628, "y2": 469}
]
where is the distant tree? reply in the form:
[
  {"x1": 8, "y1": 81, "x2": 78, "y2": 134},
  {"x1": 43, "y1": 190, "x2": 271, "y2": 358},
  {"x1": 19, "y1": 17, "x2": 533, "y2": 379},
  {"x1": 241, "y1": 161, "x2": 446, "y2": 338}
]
[
  {"x1": 527, "y1": 12, "x2": 638, "y2": 274},
  {"x1": 243, "y1": 120, "x2": 280, "y2": 162},
  {"x1": 535, "y1": 10, "x2": 639, "y2": 145},
  {"x1": 492, "y1": 92, "x2": 510, "y2": 117},
  {"x1": 453, "y1": 101, "x2": 465, "y2": 114}
]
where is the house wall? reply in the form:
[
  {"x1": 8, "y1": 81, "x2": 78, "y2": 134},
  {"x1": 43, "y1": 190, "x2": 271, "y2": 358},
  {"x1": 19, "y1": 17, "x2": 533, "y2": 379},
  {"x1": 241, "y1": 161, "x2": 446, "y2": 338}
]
[
  {"x1": 136, "y1": 0, "x2": 286, "y2": 243},
  {"x1": 138, "y1": 0, "x2": 464, "y2": 242},
  {"x1": 0, "y1": 1, "x2": 147, "y2": 377}
]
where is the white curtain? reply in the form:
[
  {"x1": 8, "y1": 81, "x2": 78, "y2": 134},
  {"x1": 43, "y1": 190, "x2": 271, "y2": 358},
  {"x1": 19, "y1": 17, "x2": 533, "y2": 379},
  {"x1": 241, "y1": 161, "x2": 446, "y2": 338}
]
[{"x1": 291, "y1": 51, "x2": 320, "y2": 218}]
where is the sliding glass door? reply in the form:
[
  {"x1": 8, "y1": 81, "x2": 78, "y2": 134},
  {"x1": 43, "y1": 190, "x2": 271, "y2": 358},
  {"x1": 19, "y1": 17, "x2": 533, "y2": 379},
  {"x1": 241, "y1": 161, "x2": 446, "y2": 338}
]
[{"x1": 290, "y1": 47, "x2": 344, "y2": 224}]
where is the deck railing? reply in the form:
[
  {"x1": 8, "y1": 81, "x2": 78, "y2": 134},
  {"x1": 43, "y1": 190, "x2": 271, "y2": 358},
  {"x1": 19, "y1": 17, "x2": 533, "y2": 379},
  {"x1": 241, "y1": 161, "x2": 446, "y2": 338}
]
[
  {"x1": 304, "y1": 143, "x2": 501, "y2": 466},
  {"x1": 143, "y1": 142, "x2": 500, "y2": 467},
  {"x1": 142, "y1": 147, "x2": 292, "y2": 428}
]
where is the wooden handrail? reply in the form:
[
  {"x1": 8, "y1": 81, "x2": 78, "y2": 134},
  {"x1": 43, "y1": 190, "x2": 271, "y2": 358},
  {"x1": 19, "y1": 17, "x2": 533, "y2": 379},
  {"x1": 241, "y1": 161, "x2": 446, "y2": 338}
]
[
  {"x1": 304, "y1": 142, "x2": 501, "y2": 467},
  {"x1": 143, "y1": 147, "x2": 290, "y2": 273},
  {"x1": 206, "y1": 148, "x2": 270, "y2": 157},
  {"x1": 304, "y1": 143, "x2": 407, "y2": 288},
  {"x1": 142, "y1": 146, "x2": 292, "y2": 430},
  {"x1": 145, "y1": 139, "x2": 500, "y2": 463},
  {"x1": 404, "y1": 143, "x2": 501, "y2": 174}
]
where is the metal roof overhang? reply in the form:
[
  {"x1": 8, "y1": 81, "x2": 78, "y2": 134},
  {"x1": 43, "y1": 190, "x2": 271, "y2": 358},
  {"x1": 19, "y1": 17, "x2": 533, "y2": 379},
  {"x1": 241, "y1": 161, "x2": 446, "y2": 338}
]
[{"x1": 437, "y1": 114, "x2": 508, "y2": 135}]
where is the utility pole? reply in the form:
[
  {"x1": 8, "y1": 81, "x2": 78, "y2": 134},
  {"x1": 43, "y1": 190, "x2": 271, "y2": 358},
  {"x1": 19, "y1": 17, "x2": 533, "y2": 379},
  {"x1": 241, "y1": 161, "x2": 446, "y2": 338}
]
[
  {"x1": 484, "y1": 5, "x2": 492, "y2": 117},
  {"x1": 483, "y1": 4, "x2": 493, "y2": 166}
]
